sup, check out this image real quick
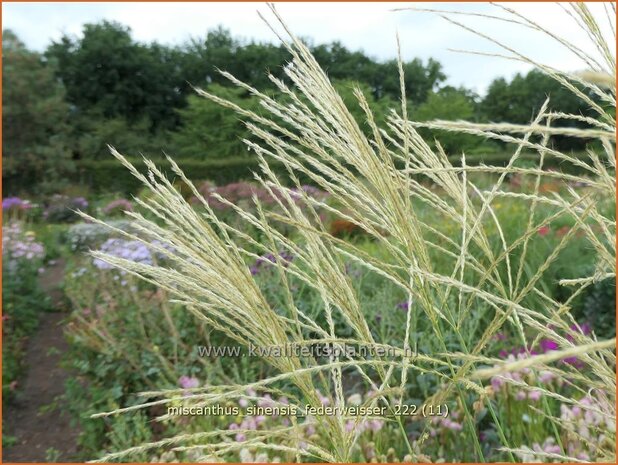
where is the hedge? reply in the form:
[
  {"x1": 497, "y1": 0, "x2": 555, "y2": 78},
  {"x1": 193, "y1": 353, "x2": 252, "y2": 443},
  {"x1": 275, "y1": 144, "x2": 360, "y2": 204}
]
[
  {"x1": 4, "y1": 151, "x2": 605, "y2": 196},
  {"x1": 72, "y1": 157, "x2": 276, "y2": 194}
]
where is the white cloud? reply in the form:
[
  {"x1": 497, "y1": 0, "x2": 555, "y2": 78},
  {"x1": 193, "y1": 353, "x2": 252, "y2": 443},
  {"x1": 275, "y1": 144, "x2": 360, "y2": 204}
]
[{"x1": 2, "y1": 2, "x2": 612, "y2": 94}]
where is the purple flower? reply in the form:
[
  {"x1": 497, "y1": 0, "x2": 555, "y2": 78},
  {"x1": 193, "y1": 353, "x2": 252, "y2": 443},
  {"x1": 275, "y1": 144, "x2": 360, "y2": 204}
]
[
  {"x1": 367, "y1": 419, "x2": 384, "y2": 433},
  {"x1": 396, "y1": 300, "x2": 411, "y2": 311},
  {"x1": 562, "y1": 356, "x2": 584, "y2": 368},
  {"x1": 42, "y1": 194, "x2": 89, "y2": 222},
  {"x1": 538, "y1": 370, "x2": 555, "y2": 384},
  {"x1": 539, "y1": 339, "x2": 559, "y2": 352},
  {"x1": 250, "y1": 250, "x2": 294, "y2": 275},
  {"x1": 2, "y1": 223, "x2": 45, "y2": 263},
  {"x1": 2, "y1": 197, "x2": 31, "y2": 210},
  {"x1": 566, "y1": 322, "x2": 592, "y2": 342},
  {"x1": 73, "y1": 197, "x2": 89, "y2": 209}
]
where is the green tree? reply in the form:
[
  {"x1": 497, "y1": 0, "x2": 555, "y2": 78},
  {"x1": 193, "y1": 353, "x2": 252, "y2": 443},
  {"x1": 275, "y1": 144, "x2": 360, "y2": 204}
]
[
  {"x1": 481, "y1": 69, "x2": 593, "y2": 150},
  {"x1": 46, "y1": 21, "x2": 185, "y2": 130},
  {"x1": 73, "y1": 112, "x2": 171, "y2": 160},
  {"x1": 331, "y1": 80, "x2": 397, "y2": 132},
  {"x1": 2, "y1": 30, "x2": 73, "y2": 194},
  {"x1": 171, "y1": 85, "x2": 263, "y2": 158},
  {"x1": 180, "y1": 27, "x2": 290, "y2": 90},
  {"x1": 414, "y1": 86, "x2": 483, "y2": 154},
  {"x1": 311, "y1": 41, "x2": 445, "y2": 105}
]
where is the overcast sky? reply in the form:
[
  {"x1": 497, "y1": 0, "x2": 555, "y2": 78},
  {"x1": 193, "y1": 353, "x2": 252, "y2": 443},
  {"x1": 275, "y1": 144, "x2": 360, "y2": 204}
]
[{"x1": 2, "y1": 2, "x2": 612, "y2": 94}]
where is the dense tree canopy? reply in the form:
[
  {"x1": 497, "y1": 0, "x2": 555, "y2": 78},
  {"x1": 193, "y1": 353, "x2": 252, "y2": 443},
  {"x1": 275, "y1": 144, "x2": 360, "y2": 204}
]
[
  {"x1": 481, "y1": 69, "x2": 594, "y2": 150},
  {"x1": 46, "y1": 21, "x2": 186, "y2": 130},
  {"x1": 415, "y1": 86, "x2": 483, "y2": 154},
  {"x1": 2, "y1": 23, "x2": 601, "y2": 194},
  {"x1": 2, "y1": 30, "x2": 74, "y2": 192}
]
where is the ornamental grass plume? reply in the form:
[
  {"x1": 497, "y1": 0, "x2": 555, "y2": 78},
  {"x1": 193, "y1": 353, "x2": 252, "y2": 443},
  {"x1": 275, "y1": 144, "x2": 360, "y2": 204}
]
[{"x1": 82, "y1": 3, "x2": 615, "y2": 462}]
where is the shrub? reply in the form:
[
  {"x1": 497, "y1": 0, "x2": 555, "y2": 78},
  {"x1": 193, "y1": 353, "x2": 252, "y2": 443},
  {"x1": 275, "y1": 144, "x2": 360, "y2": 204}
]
[{"x1": 43, "y1": 194, "x2": 89, "y2": 223}]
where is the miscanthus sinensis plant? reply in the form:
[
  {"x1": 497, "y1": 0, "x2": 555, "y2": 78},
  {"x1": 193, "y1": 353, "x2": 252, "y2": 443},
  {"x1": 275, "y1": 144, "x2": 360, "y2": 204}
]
[{"x1": 84, "y1": 3, "x2": 615, "y2": 463}]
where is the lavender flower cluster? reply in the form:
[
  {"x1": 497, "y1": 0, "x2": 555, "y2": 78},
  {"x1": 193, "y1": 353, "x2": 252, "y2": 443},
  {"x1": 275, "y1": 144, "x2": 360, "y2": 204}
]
[
  {"x1": 2, "y1": 223, "x2": 45, "y2": 271},
  {"x1": 515, "y1": 392, "x2": 612, "y2": 462},
  {"x1": 93, "y1": 238, "x2": 155, "y2": 270},
  {"x1": 67, "y1": 220, "x2": 133, "y2": 251},
  {"x1": 91, "y1": 237, "x2": 175, "y2": 273},
  {"x1": 2, "y1": 197, "x2": 33, "y2": 210}
]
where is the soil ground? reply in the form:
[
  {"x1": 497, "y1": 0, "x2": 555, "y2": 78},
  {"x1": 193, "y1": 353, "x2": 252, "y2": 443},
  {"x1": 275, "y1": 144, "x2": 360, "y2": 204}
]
[{"x1": 3, "y1": 259, "x2": 81, "y2": 462}]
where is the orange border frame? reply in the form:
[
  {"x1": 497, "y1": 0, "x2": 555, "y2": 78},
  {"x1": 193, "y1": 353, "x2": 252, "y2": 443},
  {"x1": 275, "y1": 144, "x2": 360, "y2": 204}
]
[{"x1": 0, "y1": 1, "x2": 616, "y2": 464}]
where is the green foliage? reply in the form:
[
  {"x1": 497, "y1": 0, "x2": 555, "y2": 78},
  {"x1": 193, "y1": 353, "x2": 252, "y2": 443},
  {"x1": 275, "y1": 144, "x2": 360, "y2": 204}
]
[
  {"x1": 172, "y1": 85, "x2": 262, "y2": 158},
  {"x1": 414, "y1": 86, "x2": 483, "y2": 154},
  {"x1": 579, "y1": 276, "x2": 616, "y2": 338},
  {"x1": 311, "y1": 41, "x2": 445, "y2": 104},
  {"x1": 2, "y1": 30, "x2": 74, "y2": 194},
  {"x1": 4, "y1": 25, "x2": 602, "y2": 197},
  {"x1": 481, "y1": 69, "x2": 594, "y2": 150},
  {"x1": 70, "y1": 111, "x2": 174, "y2": 161},
  {"x1": 73, "y1": 157, "x2": 283, "y2": 193},
  {"x1": 180, "y1": 26, "x2": 290, "y2": 90},
  {"x1": 45, "y1": 21, "x2": 185, "y2": 130}
]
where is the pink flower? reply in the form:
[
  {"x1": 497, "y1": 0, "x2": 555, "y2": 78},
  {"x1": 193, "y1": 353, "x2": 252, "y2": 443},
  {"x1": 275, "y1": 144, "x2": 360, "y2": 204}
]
[
  {"x1": 257, "y1": 394, "x2": 274, "y2": 408},
  {"x1": 538, "y1": 226, "x2": 550, "y2": 236},
  {"x1": 316, "y1": 389, "x2": 331, "y2": 406},
  {"x1": 528, "y1": 390, "x2": 542, "y2": 401},
  {"x1": 178, "y1": 375, "x2": 199, "y2": 389},
  {"x1": 305, "y1": 422, "x2": 316, "y2": 436},
  {"x1": 491, "y1": 376, "x2": 504, "y2": 391},
  {"x1": 443, "y1": 419, "x2": 463, "y2": 431},
  {"x1": 538, "y1": 371, "x2": 554, "y2": 384},
  {"x1": 367, "y1": 419, "x2": 384, "y2": 432}
]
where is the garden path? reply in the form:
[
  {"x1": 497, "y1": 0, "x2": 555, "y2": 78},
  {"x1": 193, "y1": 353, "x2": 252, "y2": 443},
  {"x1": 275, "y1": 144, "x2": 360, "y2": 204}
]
[{"x1": 3, "y1": 259, "x2": 81, "y2": 462}]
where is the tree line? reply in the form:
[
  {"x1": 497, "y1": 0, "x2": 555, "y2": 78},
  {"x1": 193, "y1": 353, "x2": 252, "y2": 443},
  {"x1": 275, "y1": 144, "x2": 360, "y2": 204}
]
[{"x1": 2, "y1": 21, "x2": 599, "y2": 193}]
